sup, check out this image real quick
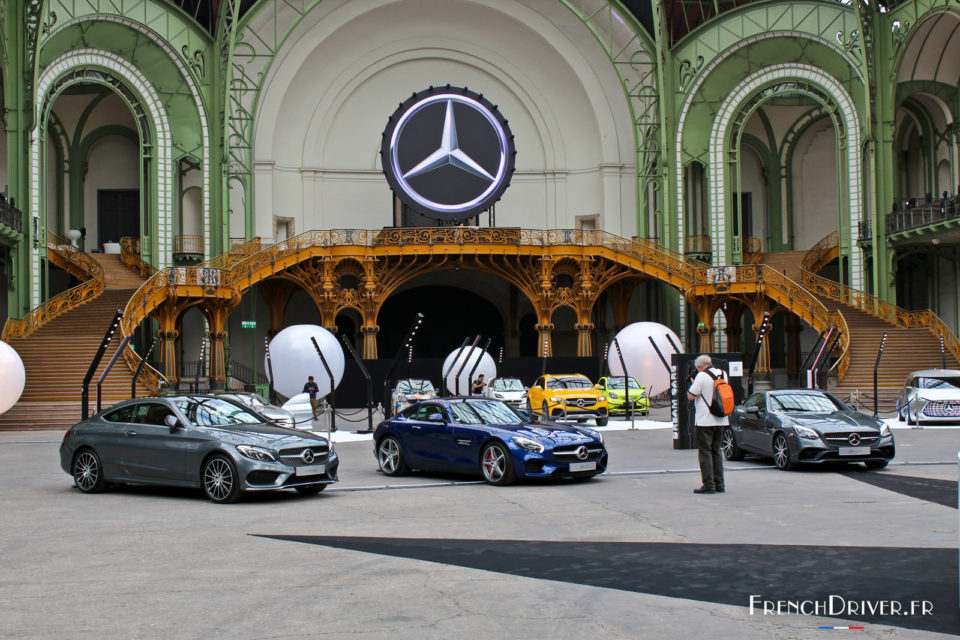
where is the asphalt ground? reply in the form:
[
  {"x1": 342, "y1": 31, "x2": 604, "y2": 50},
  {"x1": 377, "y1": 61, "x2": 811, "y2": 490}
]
[{"x1": 1, "y1": 409, "x2": 958, "y2": 639}]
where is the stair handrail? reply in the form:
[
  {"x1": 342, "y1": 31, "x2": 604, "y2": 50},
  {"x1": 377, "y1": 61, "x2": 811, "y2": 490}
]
[
  {"x1": 801, "y1": 269, "x2": 960, "y2": 366},
  {"x1": 1, "y1": 234, "x2": 105, "y2": 341},
  {"x1": 119, "y1": 237, "x2": 157, "y2": 279},
  {"x1": 800, "y1": 231, "x2": 839, "y2": 273},
  {"x1": 829, "y1": 310, "x2": 851, "y2": 381},
  {"x1": 199, "y1": 237, "x2": 262, "y2": 270}
]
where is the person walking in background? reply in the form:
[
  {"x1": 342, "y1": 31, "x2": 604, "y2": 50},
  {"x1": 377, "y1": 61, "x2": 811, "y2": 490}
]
[
  {"x1": 472, "y1": 374, "x2": 486, "y2": 395},
  {"x1": 686, "y1": 354, "x2": 729, "y2": 494},
  {"x1": 303, "y1": 376, "x2": 320, "y2": 419}
]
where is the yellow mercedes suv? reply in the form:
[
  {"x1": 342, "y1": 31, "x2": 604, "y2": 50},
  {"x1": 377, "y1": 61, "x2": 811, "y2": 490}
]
[{"x1": 528, "y1": 374, "x2": 609, "y2": 426}]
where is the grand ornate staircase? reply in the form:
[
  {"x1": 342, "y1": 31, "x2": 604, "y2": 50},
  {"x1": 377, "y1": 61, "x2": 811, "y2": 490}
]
[
  {"x1": 761, "y1": 238, "x2": 960, "y2": 412},
  {"x1": 0, "y1": 251, "x2": 150, "y2": 430}
]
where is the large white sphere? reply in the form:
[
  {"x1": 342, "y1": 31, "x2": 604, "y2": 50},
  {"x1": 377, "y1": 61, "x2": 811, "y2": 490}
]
[
  {"x1": 0, "y1": 341, "x2": 26, "y2": 414},
  {"x1": 265, "y1": 325, "x2": 345, "y2": 399},
  {"x1": 442, "y1": 347, "x2": 496, "y2": 395},
  {"x1": 608, "y1": 322, "x2": 683, "y2": 397}
]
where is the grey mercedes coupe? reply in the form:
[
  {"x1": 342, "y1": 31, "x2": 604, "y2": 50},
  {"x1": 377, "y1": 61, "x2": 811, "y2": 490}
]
[
  {"x1": 722, "y1": 389, "x2": 895, "y2": 470},
  {"x1": 60, "y1": 395, "x2": 339, "y2": 503}
]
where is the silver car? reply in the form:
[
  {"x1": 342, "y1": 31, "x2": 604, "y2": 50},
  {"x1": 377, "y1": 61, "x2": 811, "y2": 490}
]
[
  {"x1": 896, "y1": 369, "x2": 960, "y2": 425},
  {"x1": 482, "y1": 377, "x2": 527, "y2": 407},
  {"x1": 60, "y1": 396, "x2": 339, "y2": 503},
  {"x1": 216, "y1": 391, "x2": 300, "y2": 428}
]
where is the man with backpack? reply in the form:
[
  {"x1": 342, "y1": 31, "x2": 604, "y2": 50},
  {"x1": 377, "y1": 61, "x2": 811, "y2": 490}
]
[{"x1": 686, "y1": 354, "x2": 733, "y2": 494}]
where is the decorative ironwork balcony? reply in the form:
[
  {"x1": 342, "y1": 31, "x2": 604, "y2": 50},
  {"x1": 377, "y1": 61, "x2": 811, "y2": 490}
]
[
  {"x1": 0, "y1": 198, "x2": 24, "y2": 239},
  {"x1": 684, "y1": 235, "x2": 711, "y2": 256},
  {"x1": 173, "y1": 235, "x2": 204, "y2": 265},
  {"x1": 886, "y1": 196, "x2": 960, "y2": 236}
]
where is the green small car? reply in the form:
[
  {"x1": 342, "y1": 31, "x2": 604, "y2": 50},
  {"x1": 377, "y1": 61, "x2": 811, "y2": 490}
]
[{"x1": 595, "y1": 376, "x2": 649, "y2": 416}]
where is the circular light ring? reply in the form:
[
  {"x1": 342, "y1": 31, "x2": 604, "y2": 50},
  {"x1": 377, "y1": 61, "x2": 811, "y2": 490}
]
[{"x1": 380, "y1": 86, "x2": 516, "y2": 221}]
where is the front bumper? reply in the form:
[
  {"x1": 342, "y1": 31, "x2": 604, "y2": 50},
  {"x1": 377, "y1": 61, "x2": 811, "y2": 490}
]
[
  {"x1": 912, "y1": 399, "x2": 960, "y2": 423},
  {"x1": 546, "y1": 403, "x2": 608, "y2": 419},
  {"x1": 790, "y1": 433, "x2": 895, "y2": 464},
  {"x1": 607, "y1": 396, "x2": 650, "y2": 414},
  {"x1": 238, "y1": 450, "x2": 340, "y2": 491},
  {"x1": 513, "y1": 443, "x2": 609, "y2": 478}
]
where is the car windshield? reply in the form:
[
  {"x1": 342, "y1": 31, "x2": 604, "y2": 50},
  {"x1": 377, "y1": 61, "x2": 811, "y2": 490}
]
[
  {"x1": 916, "y1": 376, "x2": 960, "y2": 390},
  {"x1": 606, "y1": 376, "x2": 640, "y2": 389},
  {"x1": 448, "y1": 399, "x2": 526, "y2": 425},
  {"x1": 174, "y1": 397, "x2": 264, "y2": 426},
  {"x1": 492, "y1": 378, "x2": 524, "y2": 391},
  {"x1": 546, "y1": 376, "x2": 592, "y2": 390},
  {"x1": 768, "y1": 392, "x2": 842, "y2": 413},
  {"x1": 397, "y1": 380, "x2": 433, "y2": 394}
]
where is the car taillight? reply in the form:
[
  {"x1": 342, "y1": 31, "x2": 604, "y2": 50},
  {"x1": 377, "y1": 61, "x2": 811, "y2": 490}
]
[{"x1": 63, "y1": 429, "x2": 71, "y2": 438}]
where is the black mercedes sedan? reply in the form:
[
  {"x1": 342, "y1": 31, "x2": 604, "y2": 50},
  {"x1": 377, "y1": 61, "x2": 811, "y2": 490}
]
[
  {"x1": 722, "y1": 389, "x2": 895, "y2": 470},
  {"x1": 60, "y1": 395, "x2": 339, "y2": 503}
]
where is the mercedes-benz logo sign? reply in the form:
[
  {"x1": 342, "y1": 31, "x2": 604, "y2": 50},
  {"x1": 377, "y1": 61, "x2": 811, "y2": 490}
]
[
  {"x1": 380, "y1": 85, "x2": 516, "y2": 221},
  {"x1": 302, "y1": 449, "x2": 315, "y2": 464},
  {"x1": 576, "y1": 446, "x2": 589, "y2": 461},
  {"x1": 848, "y1": 433, "x2": 861, "y2": 446},
  {"x1": 575, "y1": 399, "x2": 586, "y2": 407}
]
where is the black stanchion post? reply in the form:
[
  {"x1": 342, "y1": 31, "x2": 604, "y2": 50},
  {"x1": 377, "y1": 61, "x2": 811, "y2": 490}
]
[
  {"x1": 454, "y1": 336, "x2": 481, "y2": 396},
  {"x1": 746, "y1": 311, "x2": 771, "y2": 396},
  {"x1": 81, "y1": 310, "x2": 123, "y2": 419},
  {"x1": 467, "y1": 338, "x2": 492, "y2": 395},
  {"x1": 96, "y1": 335, "x2": 132, "y2": 413},
  {"x1": 441, "y1": 338, "x2": 471, "y2": 398},
  {"x1": 131, "y1": 336, "x2": 158, "y2": 399},
  {"x1": 800, "y1": 331, "x2": 825, "y2": 388},
  {"x1": 873, "y1": 331, "x2": 887, "y2": 417},
  {"x1": 310, "y1": 337, "x2": 337, "y2": 432},
  {"x1": 383, "y1": 313, "x2": 424, "y2": 415},
  {"x1": 340, "y1": 334, "x2": 375, "y2": 432},
  {"x1": 193, "y1": 337, "x2": 205, "y2": 393},
  {"x1": 264, "y1": 337, "x2": 276, "y2": 405}
]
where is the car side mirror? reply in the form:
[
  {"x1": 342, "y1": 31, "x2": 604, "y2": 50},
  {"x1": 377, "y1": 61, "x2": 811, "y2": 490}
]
[
  {"x1": 745, "y1": 406, "x2": 760, "y2": 415},
  {"x1": 427, "y1": 413, "x2": 446, "y2": 423},
  {"x1": 164, "y1": 414, "x2": 183, "y2": 430}
]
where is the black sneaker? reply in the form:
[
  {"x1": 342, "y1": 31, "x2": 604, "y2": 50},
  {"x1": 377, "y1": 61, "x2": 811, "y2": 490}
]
[
  {"x1": 693, "y1": 486, "x2": 715, "y2": 494},
  {"x1": 715, "y1": 487, "x2": 725, "y2": 493}
]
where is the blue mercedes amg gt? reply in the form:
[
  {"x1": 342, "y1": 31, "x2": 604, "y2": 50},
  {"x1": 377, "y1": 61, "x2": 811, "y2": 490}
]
[{"x1": 373, "y1": 397, "x2": 608, "y2": 485}]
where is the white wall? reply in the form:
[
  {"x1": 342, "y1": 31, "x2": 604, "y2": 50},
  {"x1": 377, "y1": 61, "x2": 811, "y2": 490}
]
[
  {"x1": 253, "y1": 0, "x2": 636, "y2": 238},
  {"x1": 790, "y1": 117, "x2": 838, "y2": 250},
  {"x1": 739, "y1": 145, "x2": 767, "y2": 250}
]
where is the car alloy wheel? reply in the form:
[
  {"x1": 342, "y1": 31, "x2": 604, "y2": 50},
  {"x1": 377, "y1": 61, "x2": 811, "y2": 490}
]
[
  {"x1": 202, "y1": 455, "x2": 242, "y2": 503},
  {"x1": 481, "y1": 442, "x2": 515, "y2": 486},
  {"x1": 72, "y1": 449, "x2": 106, "y2": 493},
  {"x1": 377, "y1": 437, "x2": 408, "y2": 476},
  {"x1": 772, "y1": 434, "x2": 795, "y2": 470},
  {"x1": 722, "y1": 427, "x2": 744, "y2": 461}
]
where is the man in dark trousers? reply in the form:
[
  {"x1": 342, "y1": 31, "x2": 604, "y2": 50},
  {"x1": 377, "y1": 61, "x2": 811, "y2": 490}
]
[
  {"x1": 686, "y1": 354, "x2": 729, "y2": 494},
  {"x1": 472, "y1": 374, "x2": 486, "y2": 395},
  {"x1": 303, "y1": 376, "x2": 320, "y2": 419}
]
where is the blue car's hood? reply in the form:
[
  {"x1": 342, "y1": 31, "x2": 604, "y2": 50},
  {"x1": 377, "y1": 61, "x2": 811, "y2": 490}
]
[
  {"x1": 199, "y1": 423, "x2": 329, "y2": 447},
  {"x1": 500, "y1": 420, "x2": 599, "y2": 443}
]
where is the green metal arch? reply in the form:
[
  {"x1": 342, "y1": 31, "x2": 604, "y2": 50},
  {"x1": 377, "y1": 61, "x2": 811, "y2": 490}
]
[
  {"x1": 782, "y1": 108, "x2": 836, "y2": 250},
  {"x1": 889, "y1": 5, "x2": 960, "y2": 81}
]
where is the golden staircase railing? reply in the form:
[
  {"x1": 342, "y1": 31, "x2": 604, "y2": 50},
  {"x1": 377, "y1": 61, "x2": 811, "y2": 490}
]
[
  {"x1": 119, "y1": 237, "x2": 157, "y2": 279},
  {"x1": 1, "y1": 233, "x2": 104, "y2": 340},
  {"x1": 800, "y1": 231, "x2": 839, "y2": 273},
  {"x1": 201, "y1": 237, "x2": 262, "y2": 270},
  {"x1": 801, "y1": 269, "x2": 960, "y2": 366}
]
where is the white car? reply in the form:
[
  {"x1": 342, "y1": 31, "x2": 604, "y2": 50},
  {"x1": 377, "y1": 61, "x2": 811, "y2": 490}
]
[
  {"x1": 216, "y1": 392, "x2": 298, "y2": 428},
  {"x1": 281, "y1": 393, "x2": 319, "y2": 429},
  {"x1": 482, "y1": 377, "x2": 527, "y2": 407},
  {"x1": 896, "y1": 369, "x2": 960, "y2": 424}
]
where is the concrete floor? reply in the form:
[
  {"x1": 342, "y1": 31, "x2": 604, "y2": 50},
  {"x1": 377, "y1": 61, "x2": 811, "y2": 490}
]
[{"x1": 1, "y1": 410, "x2": 958, "y2": 639}]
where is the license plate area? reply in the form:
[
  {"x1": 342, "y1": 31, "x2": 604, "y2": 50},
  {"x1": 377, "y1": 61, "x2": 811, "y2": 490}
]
[
  {"x1": 838, "y1": 447, "x2": 870, "y2": 456},
  {"x1": 569, "y1": 461, "x2": 596, "y2": 472},
  {"x1": 295, "y1": 464, "x2": 326, "y2": 476}
]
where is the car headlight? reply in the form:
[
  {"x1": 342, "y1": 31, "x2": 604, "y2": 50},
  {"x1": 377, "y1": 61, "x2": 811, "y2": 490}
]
[
  {"x1": 609, "y1": 391, "x2": 619, "y2": 399},
  {"x1": 598, "y1": 395, "x2": 605, "y2": 402},
  {"x1": 589, "y1": 429, "x2": 603, "y2": 443},
  {"x1": 512, "y1": 436, "x2": 545, "y2": 453},
  {"x1": 793, "y1": 425, "x2": 819, "y2": 439},
  {"x1": 549, "y1": 397, "x2": 561, "y2": 403},
  {"x1": 236, "y1": 445, "x2": 277, "y2": 462},
  {"x1": 880, "y1": 423, "x2": 891, "y2": 437}
]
